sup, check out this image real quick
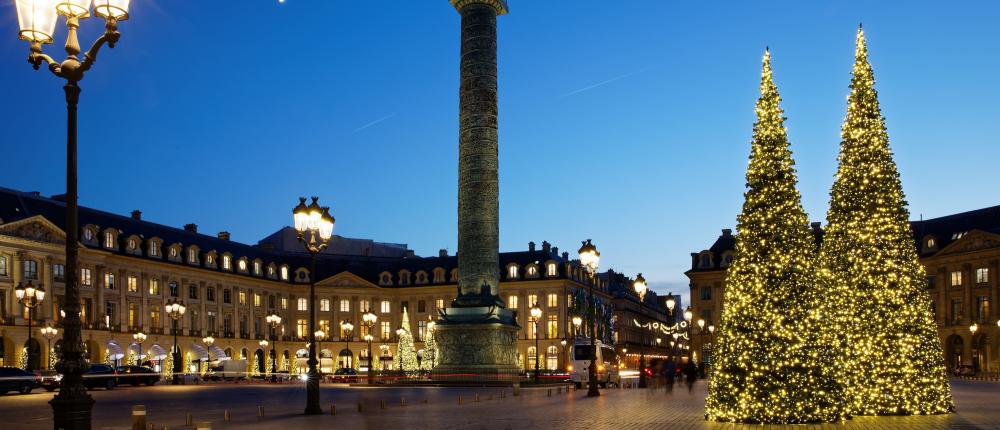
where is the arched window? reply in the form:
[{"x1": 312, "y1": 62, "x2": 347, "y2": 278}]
[
  {"x1": 104, "y1": 230, "x2": 116, "y2": 249},
  {"x1": 507, "y1": 264, "x2": 519, "y2": 279},
  {"x1": 546, "y1": 262, "x2": 558, "y2": 277},
  {"x1": 699, "y1": 253, "x2": 712, "y2": 268},
  {"x1": 222, "y1": 254, "x2": 232, "y2": 270},
  {"x1": 379, "y1": 272, "x2": 392, "y2": 286},
  {"x1": 527, "y1": 346, "x2": 537, "y2": 370},
  {"x1": 526, "y1": 264, "x2": 538, "y2": 278},
  {"x1": 433, "y1": 268, "x2": 446, "y2": 283},
  {"x1": 546, "y1": 345, "x2": 559, "y2": 370},
  {"x1": 280, "y1": 266, "x2": 289, "y2": 281}
]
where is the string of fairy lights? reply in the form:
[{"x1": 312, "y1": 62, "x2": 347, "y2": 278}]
[{"x1": 706, "y1": 28, "x2": 953, "y2": 424}]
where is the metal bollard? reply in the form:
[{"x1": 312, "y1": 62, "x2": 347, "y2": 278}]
[
  {"x1": 132, "y1": 405, "x2": 146, "y2": 430},
  {"x1": 400, "y1": 397, "x2": 406, "y2": 407},
  {"x1": 513, "y1": 384, "x2": 520, "y2": 397},
  {"x1": 194, "y1": 421, "x2": 211, "y2": 430},
  {"x1": 357, "y1": 402, "x2": 364, "y2": 412},
  {"x1": 185, "y1": 413, "x2": 192, "y2": 427},
  {"x1": 330, "y1": 404, "x2": 336, "y2": 415},
  {"x1": 147, "y1": 424, "x2": 154, "y2": 430},
  {"x1": 224, "y1": 409, "x2": 231, "y2": 422},
  {"x1": 500, "y1": 390, "x2": 506, "y2": 399},
  {"x1": 258, "y1": 405, "x2": 264, "y2": 418},
  {"x1": 547, "y1": 388, "x2": 552, "y2": 397},
  {"x1": 557, "y1": 386, "x2": 562, "y2": 394},
  {"x1": 421, "y1": 399, "x2": 428, "y2": 404},
  {"x1": 379, "y1": 400, "x2": 386, "y2": 410},
  {"x1": 474, "y1": 394, "x2": 480, "y2": 402},
  {"x1": 458, "y1": 396, "x2": 463, "y2": 405}
]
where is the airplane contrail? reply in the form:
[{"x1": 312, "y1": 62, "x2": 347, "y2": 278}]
[
  {"x1": 353, "y1": 113, "x2": 397, "y2": 133},
  {"x1": 559, "y1": 68, "x2": 650, "y2": 98}
]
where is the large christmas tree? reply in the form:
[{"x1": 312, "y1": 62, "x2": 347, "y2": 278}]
[
  {"x1": 819, "y1": 28, "x2": 953, "y2": 416},
  {"x1": 706, "y1": 50, "x2": 845, "y2": 424},
  {"x1": 396, "y1": 308, "x2": 419, "y2": 371}
]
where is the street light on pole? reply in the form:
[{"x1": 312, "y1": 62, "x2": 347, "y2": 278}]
[
  {"x1": 426, "y1": 319, "x2": 437, "y2": 369},
  {"x1": 577, "y1": 239, "x2": 601, "y2": 398},
  {"x1": 165, "y1": 298, "x2": 186, "y2": 385},
  {"x1": 293, "y1": 196, "x2": 335, "y2": 415},
  {"x1": 266, "y1": 313, "x2": 281, "y2": 379},
  {"x1": 361, "y1": 309, "x2": 377, "y2": 385},
  {"x1": 133, "y1": 332, "x2": 146, "y2": 366},
  {"x1": 631, "y1": 274, "x2": 648, "y2": 388},
  {"x1": 530, "y1": 303, "x2": 542, "y2": 383},
  {"x1": 41, "y1": 326, "x2": 58, "y2": 370},
  {"x1": 15, "y1": 281, "x2": 45, "y2": 372},
  {"x1": 12, "y1": 1, "x2": 132, "y2": 426},
  {"x1": 203, "y1": 336, "x2": 214, "y2": 367},
  {"x1": 340, "y1": 320, "x2": 353, "y2": 369}
]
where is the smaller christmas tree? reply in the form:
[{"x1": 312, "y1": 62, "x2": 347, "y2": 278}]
[
  {"x1": 421, "y1": 318, "x2": 438, "y2": 371},
  {"x1": 160, "y1": 354, "x2": 173, "y2": 379},
  {"x1": 397, "y1": 308, "x2": 419, "y2": 371}
]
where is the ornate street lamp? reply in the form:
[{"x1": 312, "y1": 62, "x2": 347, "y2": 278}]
[
  {"x1": 529, "y1": 303, "x2": 542, "y2": 383},
  {"x1": 577, "y1": 239, "x2": 601, "y2": 397},
  {"x1": 340, "y1": 320, "x2": 353, "y2": 368},
  {"x1": 15, "y1": 281, "x2": 45, "y2": 372},
  {"x1": 361, "y1": 309, "x2": 377, "y2": 385},
  {"x1": 165, "y1": 298, "x2": 186, "y2": 385},
  {"x1": 203, "y1": 336, "x2": 214, "y2": 367},
  {"x1": 266, "y1": 313, "x2": 281, "y2": 378},
  {"x1": 632, "y1": 275, "x2": 648, "y2": 388},
  {"x1": 132, "y1": 332, "x2": 146, "y2": 365},
  {"x1": 292, "y1": 196, "x2": 335, "y2": 415},
  {"x1": 12, "y1": 1, "x2": 132, "y2": 426},
  {"x1": 41, "y1": 326, "x2": 58, "y2": 370},
  {"x1": 314, "y1": 329, "x2": 326, "y2": 373},
  {"x1": 258, "y1": 340, "x2": 268, "y2": 376},
  {"x1": 683, "y1": 307, "x2": 693, "y2": 362}
]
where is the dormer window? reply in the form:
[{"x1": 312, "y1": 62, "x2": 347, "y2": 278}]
[
  {"x1": 699, "y1": 253, "x2": 712, "y2": 268},
  {"x1": 206, "y1": 254, "x2": 214, "y2": 265},
  {"x1": 280, "y1": 266, "x2": 289, "y2": 281},
  {"x1": 546, "y1": 263, "x2": 557, "y2": 277},
  {"x1": 127, "y1": 238, "x2": 136, "y2": 250},
  {"x1": 238, "y1": 258, "x2": 247, "y2": 272},
  {"x1": 399, "y1": 270, "x2": 411, "y2": 285},
  {"x1": 187, "y1": 248, "x2": 199, "y2": 264},
  {"x1": 268, "y1": 264, "x2": 277, "y2": 278},
  {"x1": 104, "y1": 231, "x2": 116, "y2": 248},
  {"x1": 432, "y1": 268, "x2": 445, "y2": 283},
  {"x1": 927, "y1": 238, "x2": 936, "y2": 248},
  {"x1": 416, "y1": 271, "x2": 428, "y2": 284},
  {"x1": 507, "y1": 264, "x2": 519, "y2": 279},
  {"x1": 450, "y1": 268, "x2": 458, "y2": 282},
  {"x1": 379, "y1": 272, "x2": 392, "y2": 286},
  {"x1": 148, "y1": 240, "x2": 160, "y2": 257},
  {"x1": 222, "y1": 254, "x2": 232, "y2": 270},
  {"x1": 83, "y1": 227, "x2": 94, "y2": 241},
  {"x1": 526, "y1": 264, "x2": 538, "y2": 278},
  {"x1": 253, "y1": 260, "x2": 262, "y2": 275}
]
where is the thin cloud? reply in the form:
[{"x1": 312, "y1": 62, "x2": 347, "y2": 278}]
[
  {"x1": 353, "y1": 113, "x2": 397, "y2": 133},
  {"x1": 559, "y1": 68, "x2": 650, "y2": 98}
]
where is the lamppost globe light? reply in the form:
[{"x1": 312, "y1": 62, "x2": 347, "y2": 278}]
[
  {"x1": 698, "y1": 318, "x2": 706, "y2": 329},
  {"x1": 529, "y1": 304, "x2": 542, "y2": 320},
  {"x1": 15, "y1": 0, "x2": 59, "y2": 43},
  {"x1": 708, "y1": 325, "x2": 715, "y2": 334},
  {"x1": 293, "y1": 197, "x2": 310, "y2": 232},
  {"x1": 260, "y1": 340, "x2": 268, "y2": 348},
  {"x1": 683, "y1": 307, "x2": 693, "y2": 322},
  {"x1": 93, "y1": 0, "x2": 129, "y2": 20},
  {"x1": 55, "y1": 0, "x2": 91, "y2": 18},
  {"x1": 577, "y1": 239, "x2": 600, "y2": 275},
  {"x1": 572, "y1": 315, "x2": 582, "y2": 328},
  {"x1": 318, "y1": 207, "x2": 335, "y2": 241},
  {"x1": 203, "y1": 336, "x2": 214, "y2": 346},
  {"x1": 306, "y1": 197, "x2": 322, "y2": 231},
  {"x1": 364, "y1": 334, "x2": 373, "y2": 342},
  {"x1": 970, "y1": 323, "x2": 978, "y2": 334},
  {"x1": 665, "y1": 294, "x2": 675, "y2": 312},
  {"x1": 633, "y1": 273, "x2": 647, "y2": 301},
  {"x1": 560, "y1": 339, "x2": 567, "y2": 347}
]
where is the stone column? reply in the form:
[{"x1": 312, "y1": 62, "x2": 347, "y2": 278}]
[{"x1": 454, "y1": 0, "x2": 506, "y2": 301}]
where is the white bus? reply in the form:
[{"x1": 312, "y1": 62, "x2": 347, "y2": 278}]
[{"x1": 568, "y1": 339, "x2": 620, "y2": 388}]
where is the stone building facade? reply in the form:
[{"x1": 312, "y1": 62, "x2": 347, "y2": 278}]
[
  {"x1": 685, "y1": 206, "x2": 1000, "y2": 375},
  {"x1": 0, "y1": 187, "x2": 670, "y2": 374}
]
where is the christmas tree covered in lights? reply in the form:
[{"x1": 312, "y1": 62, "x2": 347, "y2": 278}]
[
  {"x1": 818, "y1": 28, "x2": 953, "y2": 416},
  {"x1": 396, "y1": 307, "x2": 419, "y2": 371},
  {"x1": 706, "y1": 50, "x2": 845, "y2": 424}
]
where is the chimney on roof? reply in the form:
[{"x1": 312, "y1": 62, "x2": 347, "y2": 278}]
[
  {"x1": 561, "y1": 251, "x2": 569, "y2": 260},
  {"x1": 541, "y1": 241, "x2": 551, "y2": 252},
  {"x1": 406, "y1": 250, "x2": 416, "y2": 258},
  {"x1": 184, "y1": 223, "x2": 198, "y2": 233},
  {"x1": 131, "y1": 210, "x2": 142, "y2": 220},
  {"x1": 552, "y1": 246, "x2": 559, "y2": 256},
  {"x1": 218, "y1": 231, "x2": 231, "y2": 241},
  {"x1": 439, "y1": 249, "x2": 448, "y2": 257},
  {"x1": 722, "y1": 228, "x2": 732, "y2": 237},
  {"x1": 528, "y1": 241, "x2": 536, "y2": 252}
]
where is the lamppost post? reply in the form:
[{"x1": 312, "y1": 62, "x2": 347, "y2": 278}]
[
  {"x1": 427, "y1": 319, "x2": 436, "y2": 369},
  {"x1": 258, "y1": 340, "x2": 268, "y2": 377},
  {"x1": 362, "y1": 310, "x2": 377, "y2": 385},
  {"x1": 529, "y1": 303, "x2": 542, "y2": 383},
  {"x1": 132, "y1": 332, "x2": 146, "y2": 366},
  {"x1": 266, "y1": 313, "x2": 281, "y2": 379},
  {"x1": 632, "y1": 274, "x2": 648, "y2": 389},
  {"x1": 203, "y1": 336, "x2": 214, "y2": 366},
  {"x1": 560, "y1": 339, "x2": 567, "y2": 372},
  {"x1": 165, "y1": 299, "x2": 186, "y2": 385},
  {"x1": 292, "y1": 197, "x2": 335, "y2": 415},
  {"x1": 683, "y1": 307, "x2": 693, "y2": 362},
  {"x1": 12, "y1": 2, "x2": 133, "y2": 427},
  {"x1": 41, "y1": 326, "x2": 58, "y2": 370},
  {"x1": 577, "y1": 239, "x2": 601, "y2": 397},
  {"x1": 15, "y1": 281, "x2": 45, "y2": 372},
  {"x1": 340, "y1": 320, "x2": 353, "y2": 368}
]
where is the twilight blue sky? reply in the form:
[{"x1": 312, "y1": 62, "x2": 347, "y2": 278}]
[{"x1": 1, "y1": 1, "x2": 999, "y2": 300}]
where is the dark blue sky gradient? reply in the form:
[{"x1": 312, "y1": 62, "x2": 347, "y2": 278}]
[{"x1": 1, "y1": 1, "x2": 998, "y2": 298}]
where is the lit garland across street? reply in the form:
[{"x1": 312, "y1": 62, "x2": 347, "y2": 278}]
[
  {"x1": 706, "y1": 50, "x2": 846, "y2": 424},
  {"x1": 819, "y1": 28, "x2": 954, "y2": 416}
]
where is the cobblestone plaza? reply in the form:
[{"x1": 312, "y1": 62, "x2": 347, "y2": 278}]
[{"x1": 0, "y1": 380, "x2": 996, "y2": 429}]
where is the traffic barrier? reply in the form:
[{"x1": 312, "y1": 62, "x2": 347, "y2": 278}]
[{"x1": 132, "y1": 405, "x2": 146, "y2": 430}]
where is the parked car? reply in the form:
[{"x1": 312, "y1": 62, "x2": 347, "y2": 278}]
[
  {"x1": 82, "y1": 364, "x2": 118, "y2": 390},
  {"x1": 0, "y1": 366, "x2": 38, "y2": 394},
  {"x1": 36, "y1": 369, "x2": 61, "y2": 392},
  {"x1": 206, "y1": 359, "x2": 247, "y2": 381},
  {"x1": 330, "y1": 368, "x2": 359, "y2": 383},
  {"x1": 115, "y1": 366, "x2": 161, "y2": 386}
]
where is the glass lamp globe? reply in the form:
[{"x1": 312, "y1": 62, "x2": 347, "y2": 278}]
[
  {"x1": 633, "y1": 273, "x2": 647, "y2": 300},
  {"x1": 56, "y1": 0, "x2": 90, "y2": 17},
  {"x1": 93, "y1": 0, "x2": 128, "y2": 20},
  {"x1": 293, "y1": 197, "x2": 310, "y2": 232},
  {"x1": 16, "y1": 0, "x2": 59, "y2": 43}
]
